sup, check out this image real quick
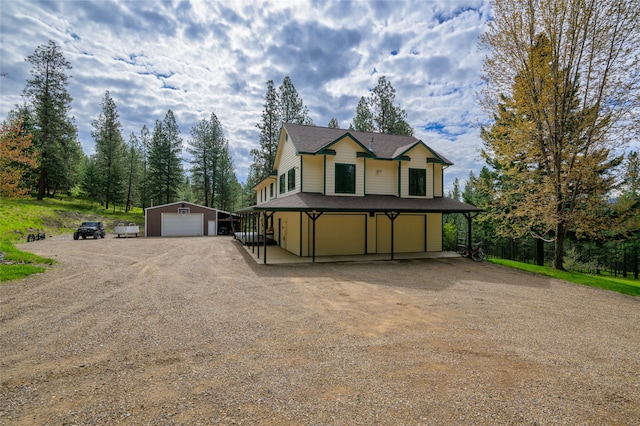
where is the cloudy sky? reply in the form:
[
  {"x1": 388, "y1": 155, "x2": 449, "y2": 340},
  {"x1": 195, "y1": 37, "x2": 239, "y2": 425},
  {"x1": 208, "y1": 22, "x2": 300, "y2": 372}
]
[{"x1": 1, "y1": 0, "x2": 492, "y2": 192}]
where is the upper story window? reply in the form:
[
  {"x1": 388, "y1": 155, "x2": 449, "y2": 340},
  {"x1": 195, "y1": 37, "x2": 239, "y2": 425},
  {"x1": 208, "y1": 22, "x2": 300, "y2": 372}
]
[
  {"x1": 270, "y1": 182, "x2": 274, "y2": 198},
  {"x1": 279, "y1": 174, "x2": 285, "y2": 194},
  {"x1": 335, "y1": 163, "x2": 356, "y2": 194},
  {"x1": 287, "y1": 168, "x2": 296, "y2": 191},
  {"x1": 409, "y1": 168, "x2": 426, "y2": 196}
]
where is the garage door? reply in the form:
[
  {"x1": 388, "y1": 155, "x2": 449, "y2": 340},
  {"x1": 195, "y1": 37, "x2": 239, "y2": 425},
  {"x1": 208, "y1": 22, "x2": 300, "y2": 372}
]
[{"x1": 161, "y1": 213, "x2": 204, "y2": 237}]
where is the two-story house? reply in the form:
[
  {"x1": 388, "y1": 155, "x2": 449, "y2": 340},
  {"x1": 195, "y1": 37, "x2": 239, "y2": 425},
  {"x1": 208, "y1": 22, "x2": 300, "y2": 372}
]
[{"x1": 240, "y1": 123, "x2": 481, "y2": 262}]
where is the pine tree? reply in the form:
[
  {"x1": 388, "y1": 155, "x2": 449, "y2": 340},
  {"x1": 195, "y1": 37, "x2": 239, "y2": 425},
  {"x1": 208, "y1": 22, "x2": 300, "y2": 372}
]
[
  {"x1": 138, "y1": 125, "x2": 151, "y2": 208},
  {"x1": 249, "y1": 80, "x2": 280, "y2": 185},
  {"x1": 148, "y1": 110, "x2": 184, "y2": 205},
  {"x1": 350, "y1": 77, "x2": 413, "y2": 135},
  {"x1": 187, "y1": 113, "x2": 225, "y2": 208},
  {"x1": 124, "y1": 133, "x2": 141, "y2": 212},
  {"x1": 92, "y1": 91, "x2": 125, "y2": 210},
  {"x1": 327, "y1": 117, "x2": 340, "y2": 129},
  {"x1": 350, "y1": 97, "x2": 374, "y2": 132},
  {"x1": 23, "y1": 40, "x2": 81, "y2": 199},
  {"x1": 278, "y1": 76, "x2": 313, "y2": 125},
  {"x1": 369, "y1": 76, "x2": 413, "y2": 136}
]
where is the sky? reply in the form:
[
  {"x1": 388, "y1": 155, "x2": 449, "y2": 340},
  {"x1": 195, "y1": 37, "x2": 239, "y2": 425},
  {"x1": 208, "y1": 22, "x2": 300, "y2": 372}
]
[{"x1": 0, "y1": 0, "x2": 492, "y2": 193}]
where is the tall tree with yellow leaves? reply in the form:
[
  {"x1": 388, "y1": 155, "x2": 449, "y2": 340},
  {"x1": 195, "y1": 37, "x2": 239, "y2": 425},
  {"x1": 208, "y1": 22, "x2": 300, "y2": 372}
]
[{"x1": 479, "y1": 0, "x2": 640, "y2": 270}]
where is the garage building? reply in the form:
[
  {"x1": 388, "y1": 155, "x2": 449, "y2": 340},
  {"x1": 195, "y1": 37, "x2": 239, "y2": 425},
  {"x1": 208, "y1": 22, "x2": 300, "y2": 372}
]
[{"x1": 145, "y1": 201, "x2": 238, "y2": 237}]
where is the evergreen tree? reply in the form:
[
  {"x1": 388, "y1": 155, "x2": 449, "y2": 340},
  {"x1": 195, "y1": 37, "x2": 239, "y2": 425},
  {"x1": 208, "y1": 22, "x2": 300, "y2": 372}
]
[
  {"x1": 138, "y1": 125, "x2": 152, "y2": 208},
  {"x1": 350, "y1": 77, "x2": 413, "y2": 135},
  {"x1": 124, "y1": 132, "x2": 141, "y2": 212},
  {"x1": 23, "y1": 40, "x2": 81, "y2": 199},
  {"x1": 147, "y1": 110, "x2": 184, "y2": 205},
  {"x1": 350, "y1": 97, "x2": 374, "y2": 132},
  {"x1": 215, "y1": 141, "x2": 240, "y2": 211},
  {"x1": 327, "y1": 117, "x2": 340, "y2": 129},
  {"x1": 278, "y1": 76, "x2": 313, "y2": 125},
  {"x1": 249, "y1": 76, "x2": 315, "y2": 192},
  {"x1": 369, "y1": 76, "x2": 413, "y2": 136},
  {"x1": 92, "y1": 91, "x2": 126, "y2": 210},
  {"x1": 249, "y1": 80, "x2": 280, "y2": 185},
  {"x1": 81, "y1": 155, "x2": 101, "y2": 205},
  {"x1": 187, "y1": 113, "x2": 226, "y2": 208}
]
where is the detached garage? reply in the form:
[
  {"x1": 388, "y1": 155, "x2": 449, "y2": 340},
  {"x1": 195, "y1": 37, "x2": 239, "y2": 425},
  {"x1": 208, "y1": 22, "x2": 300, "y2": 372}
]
[{"x1": 145, "y1": 201, "x2": 238, "y2": 237}]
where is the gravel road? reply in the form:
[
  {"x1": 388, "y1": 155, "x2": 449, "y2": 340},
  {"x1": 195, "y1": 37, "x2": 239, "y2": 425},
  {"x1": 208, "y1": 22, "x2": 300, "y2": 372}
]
[{"x1": 1, "y1": 235, "x2": 639, "y2": 425}]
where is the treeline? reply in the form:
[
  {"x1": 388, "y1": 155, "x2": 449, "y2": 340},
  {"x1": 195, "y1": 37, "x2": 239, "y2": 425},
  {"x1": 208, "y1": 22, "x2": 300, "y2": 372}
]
[{"x1": 1, "y1": 40, "x2": 240, "y2": 212}]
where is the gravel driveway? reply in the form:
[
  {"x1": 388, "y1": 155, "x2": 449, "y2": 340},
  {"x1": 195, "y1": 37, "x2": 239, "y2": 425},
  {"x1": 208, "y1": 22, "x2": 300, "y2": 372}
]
[{"x1": 1, "y1": 235, "x2": 639, "y2": 425}]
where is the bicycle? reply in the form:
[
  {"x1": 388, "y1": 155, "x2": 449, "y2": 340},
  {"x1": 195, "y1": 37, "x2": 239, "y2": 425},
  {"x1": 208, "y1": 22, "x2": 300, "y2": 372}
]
[{"x1": 457, "y1": 243, "x2": 487, "y2": 262}]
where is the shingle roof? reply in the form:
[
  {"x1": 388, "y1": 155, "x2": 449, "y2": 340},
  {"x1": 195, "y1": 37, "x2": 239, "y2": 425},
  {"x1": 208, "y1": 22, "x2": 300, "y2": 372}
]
[
  {"x1": 237, "y1": 192, "x2": 482, "y2": 214},
  {"x1": 282, "y1": 123, "x2": 453, "y2": 164}
]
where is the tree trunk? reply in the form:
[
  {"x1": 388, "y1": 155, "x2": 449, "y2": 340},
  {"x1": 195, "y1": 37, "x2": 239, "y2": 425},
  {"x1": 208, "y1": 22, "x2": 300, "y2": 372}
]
[
  {"x1": 554, "y1": 222, "x2": 565, "y2": 270},
  {"x1": 536, "y1": 237, "x2": 545, "y2": 266},
  {"x1": 37, "y1": 167, "x2": 46, "y2": 200}
]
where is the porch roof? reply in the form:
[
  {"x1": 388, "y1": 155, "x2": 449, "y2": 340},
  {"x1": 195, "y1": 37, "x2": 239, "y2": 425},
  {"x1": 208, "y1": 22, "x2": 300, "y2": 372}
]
[{"x1": 236, "y1": 192, "x2": 482, "y2": 214}]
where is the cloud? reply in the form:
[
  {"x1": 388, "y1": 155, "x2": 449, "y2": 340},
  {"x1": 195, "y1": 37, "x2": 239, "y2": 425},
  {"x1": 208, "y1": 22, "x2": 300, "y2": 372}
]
[{"x1": 1, "y1": 0, "x2": 494, "y2": 190}]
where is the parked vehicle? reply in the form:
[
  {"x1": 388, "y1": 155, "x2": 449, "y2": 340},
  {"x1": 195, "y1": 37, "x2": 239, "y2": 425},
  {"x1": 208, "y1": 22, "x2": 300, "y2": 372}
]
[{"x1": 73, "y1": 221, "x2": 106, "y2": 240}]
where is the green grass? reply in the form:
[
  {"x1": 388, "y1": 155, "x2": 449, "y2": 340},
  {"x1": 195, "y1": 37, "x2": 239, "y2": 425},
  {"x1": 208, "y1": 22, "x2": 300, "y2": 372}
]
[
  {"x1": 489, "y1": 258, "x2": 640, "y2": 296},
  {"x1": 0, "y1": 196, "x2": 144, "y2": 283}
]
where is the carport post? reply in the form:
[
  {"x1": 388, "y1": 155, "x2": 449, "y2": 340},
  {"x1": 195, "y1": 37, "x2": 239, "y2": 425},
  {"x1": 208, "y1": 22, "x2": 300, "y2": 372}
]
[
  {"x1": 263, "y1": 211, "x2": 274, "y2": 264},
  {"x1": 305, "y1": 210, "x2": 323, "y2": 263},
  {"x1": 384, "y1": 211, "x2": 400, "y2": 260}
]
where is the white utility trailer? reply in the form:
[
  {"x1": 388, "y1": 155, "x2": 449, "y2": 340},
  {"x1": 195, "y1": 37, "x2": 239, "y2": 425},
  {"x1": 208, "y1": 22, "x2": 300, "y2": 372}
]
[{"x1": 114, "y1": 222, "x2": 140, "y2": 238}]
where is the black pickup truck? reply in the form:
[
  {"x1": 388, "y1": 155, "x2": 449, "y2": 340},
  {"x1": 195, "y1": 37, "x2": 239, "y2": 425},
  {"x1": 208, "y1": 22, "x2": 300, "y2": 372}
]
[{"x1": 73, "y1": 221, "x2": 106, "y2": 240}]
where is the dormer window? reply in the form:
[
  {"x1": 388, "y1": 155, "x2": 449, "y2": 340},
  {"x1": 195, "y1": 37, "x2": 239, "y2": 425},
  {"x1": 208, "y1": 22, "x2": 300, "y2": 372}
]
[
  {"x1": 409, "y1": 168, "x2": 426, "y2": 196},
  {"x1": 335, "y1": 163, "x2": 356, "y2": 194}
]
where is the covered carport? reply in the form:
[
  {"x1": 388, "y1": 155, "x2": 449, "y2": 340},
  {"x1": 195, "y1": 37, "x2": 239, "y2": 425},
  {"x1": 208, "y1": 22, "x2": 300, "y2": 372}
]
[{"x1": 235, "y1": 193, "x2": 482, "y2": 264}]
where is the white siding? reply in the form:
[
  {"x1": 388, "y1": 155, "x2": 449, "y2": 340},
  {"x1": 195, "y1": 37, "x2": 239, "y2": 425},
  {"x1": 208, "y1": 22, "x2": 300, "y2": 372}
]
[{"x1": 277, "y1": 135, "x2": 301, "y2": 197}]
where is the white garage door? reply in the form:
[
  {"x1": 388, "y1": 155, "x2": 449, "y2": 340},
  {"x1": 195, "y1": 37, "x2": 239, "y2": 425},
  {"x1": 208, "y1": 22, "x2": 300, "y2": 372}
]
[{"x1": 161, "y1": 213, "x2": 204, "y2": 236}]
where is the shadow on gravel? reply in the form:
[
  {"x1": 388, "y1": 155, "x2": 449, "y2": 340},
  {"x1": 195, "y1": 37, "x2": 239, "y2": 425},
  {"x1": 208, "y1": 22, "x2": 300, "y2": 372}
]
[{"x1": 232, "y1": 241, "x2": 552, "y2": 292}]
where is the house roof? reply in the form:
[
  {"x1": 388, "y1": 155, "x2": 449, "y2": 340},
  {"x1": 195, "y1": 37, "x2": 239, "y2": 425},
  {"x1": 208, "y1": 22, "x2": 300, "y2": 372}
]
[
  {"x1": 236, "y1": 192, "x2": 482, "y2": 214},
  {"x1": 283, "y1": 122, "x2": 453, "y2": 165}
]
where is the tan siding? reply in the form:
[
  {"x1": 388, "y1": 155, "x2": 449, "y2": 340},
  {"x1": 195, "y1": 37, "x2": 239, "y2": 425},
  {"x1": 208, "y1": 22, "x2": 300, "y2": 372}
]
[
  {"x1": 426, "y1": 213, "x2": 443, "y2": 251},
  {"x1": 275, "y1": 211, "x2": 302, "y2": 255},
  {"x1": 325, "y1": 137, "x2": 365, "y2": 196},
  {"x1": 302, "y1": 155, "x2": 323, "y2": 193},
  {"x1": 400, "y1": 144, "x2": 433, "y2": 198},
  {"x1": 365, "y1": 159, "x2": 397, "y2": 195},
  {"x1": 433, "y1": 164, "x2": 443, "y2": 197}
]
